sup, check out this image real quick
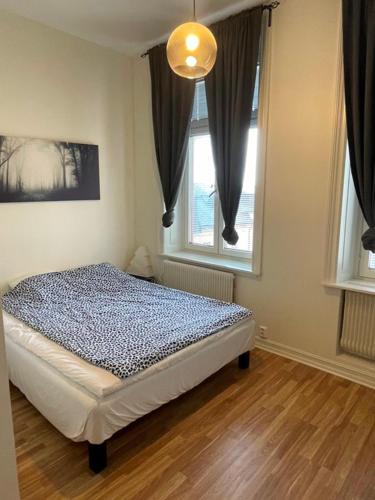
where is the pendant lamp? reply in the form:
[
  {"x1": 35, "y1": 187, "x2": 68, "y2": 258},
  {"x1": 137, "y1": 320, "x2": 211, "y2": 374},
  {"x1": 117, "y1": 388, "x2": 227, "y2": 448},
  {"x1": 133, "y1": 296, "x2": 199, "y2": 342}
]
[{"x1": 166, "y1": 0, "x2": 217, "y2": 79}]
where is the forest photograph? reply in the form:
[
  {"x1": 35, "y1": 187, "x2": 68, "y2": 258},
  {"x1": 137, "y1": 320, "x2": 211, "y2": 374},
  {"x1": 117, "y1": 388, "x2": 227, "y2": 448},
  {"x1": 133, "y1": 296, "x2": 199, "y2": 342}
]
[{"x1": 0, "y1": 135, "x2": 100, "y2": 203}]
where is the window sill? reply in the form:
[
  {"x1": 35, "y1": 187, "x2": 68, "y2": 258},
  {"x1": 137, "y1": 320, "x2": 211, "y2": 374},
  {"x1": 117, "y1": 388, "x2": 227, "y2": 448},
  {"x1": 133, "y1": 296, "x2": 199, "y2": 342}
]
[
  {"x1": 161, "y1": 251, "x2": 258, "y2": 277},
  {"x1": 324, "y1": 279, "x2": 375, "y2": 296}
]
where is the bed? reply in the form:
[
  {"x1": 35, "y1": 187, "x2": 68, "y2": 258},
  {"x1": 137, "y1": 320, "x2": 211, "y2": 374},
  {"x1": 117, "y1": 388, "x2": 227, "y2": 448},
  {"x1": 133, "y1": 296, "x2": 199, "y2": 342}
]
[{"x1": 2, "y1": 263, "x2": 255, "y2": 472}]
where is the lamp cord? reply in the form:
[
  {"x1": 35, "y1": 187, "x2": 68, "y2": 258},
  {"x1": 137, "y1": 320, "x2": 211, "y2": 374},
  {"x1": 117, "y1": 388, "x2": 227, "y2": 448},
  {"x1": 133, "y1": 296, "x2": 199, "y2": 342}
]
[{"x1": 193, "y1": 0, "x2": 196, "y2": 21}]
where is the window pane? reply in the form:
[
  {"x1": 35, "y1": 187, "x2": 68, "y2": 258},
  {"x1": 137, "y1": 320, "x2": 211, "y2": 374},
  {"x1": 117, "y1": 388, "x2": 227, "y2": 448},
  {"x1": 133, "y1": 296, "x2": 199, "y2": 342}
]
[
  {"x1": 189, "y1": 135, "x2": 215, "y2": 247},
  {"x1": 252, "y1": 65, "x2": 260, "y2": 113},
  {"x1": 192, "y1": 67, "x2": 259, "y2": 127},
  {"x1": 250, "y1": 64, "x2": 260, "y2": 127},
  {"x1": 369, "y1": 252, "x2": 375, "y2": 270},
  {"x1": 191, "y1": 80, "x2": 208, "y2": 122},
  {"x1": 224, "y1": 128, "x2": 258, "y2": 253},
  {"x1": 188, "y1": 74, "x2": 260, "y2": 256}
]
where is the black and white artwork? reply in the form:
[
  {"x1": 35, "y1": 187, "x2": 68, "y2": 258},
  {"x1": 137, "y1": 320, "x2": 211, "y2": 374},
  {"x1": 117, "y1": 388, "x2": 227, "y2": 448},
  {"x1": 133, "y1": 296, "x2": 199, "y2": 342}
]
[{"x1": 0, "y1": 135, "x2": 100, "y2": 203}]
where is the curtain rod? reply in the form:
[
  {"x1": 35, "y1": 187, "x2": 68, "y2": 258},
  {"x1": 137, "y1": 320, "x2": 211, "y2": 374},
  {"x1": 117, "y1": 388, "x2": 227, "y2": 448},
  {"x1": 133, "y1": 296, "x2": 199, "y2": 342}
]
[
  {"x1": 263, "y1": 1, "x2": 280, "y2": 27},
  {"x1": 140, "y1": 1, "x2": 280, "y2": 58}
]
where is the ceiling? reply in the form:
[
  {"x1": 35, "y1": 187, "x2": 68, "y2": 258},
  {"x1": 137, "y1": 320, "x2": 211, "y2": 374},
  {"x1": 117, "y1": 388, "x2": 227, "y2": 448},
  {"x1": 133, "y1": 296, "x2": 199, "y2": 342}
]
[{"x1": 0, "y1": 0, "x2": 262, "y2": 54}]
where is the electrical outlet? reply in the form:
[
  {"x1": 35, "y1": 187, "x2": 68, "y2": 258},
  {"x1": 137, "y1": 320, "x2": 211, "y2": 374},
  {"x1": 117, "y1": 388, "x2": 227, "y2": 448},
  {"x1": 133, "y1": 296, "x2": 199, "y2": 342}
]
[{"x1": 258, "y1": 325, "x2": 268, "y2": 340}]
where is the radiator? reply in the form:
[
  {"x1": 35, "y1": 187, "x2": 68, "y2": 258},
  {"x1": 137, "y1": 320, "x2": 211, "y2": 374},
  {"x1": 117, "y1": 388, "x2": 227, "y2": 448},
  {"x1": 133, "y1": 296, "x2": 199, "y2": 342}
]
[
  {"x1": 340, "y1": 291, "x2": 375, "y2": 360},
  {"x1": 161, "y1": 260, "x2": 234, "y2": 302}
]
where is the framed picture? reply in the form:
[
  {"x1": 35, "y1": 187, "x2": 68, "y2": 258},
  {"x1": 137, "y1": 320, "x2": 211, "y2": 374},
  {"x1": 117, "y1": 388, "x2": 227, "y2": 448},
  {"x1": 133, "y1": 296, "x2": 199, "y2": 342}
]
[{"x1": 0, "y1": 135, "x2": 100, "y2": 202}]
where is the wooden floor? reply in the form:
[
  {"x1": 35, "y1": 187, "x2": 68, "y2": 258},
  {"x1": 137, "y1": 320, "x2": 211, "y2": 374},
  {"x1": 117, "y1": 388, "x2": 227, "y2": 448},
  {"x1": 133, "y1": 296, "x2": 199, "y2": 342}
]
[{"x1": 11, "y1": 349, "x2": 375, "y2": 500}]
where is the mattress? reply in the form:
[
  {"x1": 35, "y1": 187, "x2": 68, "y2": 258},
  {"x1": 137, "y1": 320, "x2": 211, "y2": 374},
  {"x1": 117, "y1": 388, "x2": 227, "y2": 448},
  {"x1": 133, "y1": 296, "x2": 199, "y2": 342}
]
[
  {"x1": 5, "y1": 313, "x2": 255, "y2": 443},
  {"x1": 3, "y1": 264, "x2": 252, "y2": 380},
  {"x1": 3, "y1": 311, "x2": 254, "y2": 398}
]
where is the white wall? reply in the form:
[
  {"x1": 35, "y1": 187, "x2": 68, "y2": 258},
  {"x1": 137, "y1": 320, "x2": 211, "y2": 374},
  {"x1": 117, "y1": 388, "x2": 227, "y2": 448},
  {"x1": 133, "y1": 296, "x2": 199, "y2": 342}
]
[
  {"x1": 0, "y1": 11, "x2": 135, "y2": 291},
  {"x1": 133, "y1": 0, "x2": 375, "y2": 382},
  {"x1": 0, "y1": 12, "x2": 136, "y2": 496}
]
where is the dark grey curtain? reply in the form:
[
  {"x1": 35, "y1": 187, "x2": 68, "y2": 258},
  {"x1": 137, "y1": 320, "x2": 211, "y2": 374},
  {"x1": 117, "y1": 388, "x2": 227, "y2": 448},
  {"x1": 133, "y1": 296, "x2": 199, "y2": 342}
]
[
  {"x1": 149, "y1": 44, "x2": 195, "y2": 227},
  {"x1": 342, "y1": 0, "x2": 375, "y2": 251},
  {"x1": 205, "y1": 8, "x2": 263, "y2": 245}
]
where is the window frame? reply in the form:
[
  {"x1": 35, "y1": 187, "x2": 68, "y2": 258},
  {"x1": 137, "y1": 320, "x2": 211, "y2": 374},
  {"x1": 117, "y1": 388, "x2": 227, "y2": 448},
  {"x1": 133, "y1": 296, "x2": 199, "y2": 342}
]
[
  {"x1": 358, "y1": 220, "x2": 375, "y2": 279},
  {"x1": 337, "y1": 149, "x2": 373, "y2": 282},
  {"x1": 220, "y1": 126, "x2": 259, "y2": 261},
  {"x1": 183, "y1": 94, "x2": 258, "y2": 261},
  {"x1": 182, "y1": 29, "x2": 269, "y2": 269},
  {"x1": 185, "y1": 122, "x2": 219, "y2": 255},
  {"x1": 325, "y1": 38, "x2": 375, "y2": 289},
  {"x1": 162, "y1": 17, "x2": 270, "y2": 277},
  {"x1": 184, "y1": 118, "x2": 255, "y2": 261}
]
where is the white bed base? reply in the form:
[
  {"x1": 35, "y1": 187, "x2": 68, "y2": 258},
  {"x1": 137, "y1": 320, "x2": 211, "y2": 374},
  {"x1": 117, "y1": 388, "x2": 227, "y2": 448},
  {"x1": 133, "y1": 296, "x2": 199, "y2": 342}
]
[{"x1": 6, "y1": 319, "x2": 255, "y2": 472}]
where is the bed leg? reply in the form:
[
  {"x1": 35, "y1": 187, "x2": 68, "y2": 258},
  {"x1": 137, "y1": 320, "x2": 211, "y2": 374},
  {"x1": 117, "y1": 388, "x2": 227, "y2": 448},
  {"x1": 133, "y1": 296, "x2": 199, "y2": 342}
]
[
  {"x1": 238, "y1": 351, "x2": 250, "y2": 369},
  {"x1": 88, "y1": 442, "x2": 107, "y2": 473}
]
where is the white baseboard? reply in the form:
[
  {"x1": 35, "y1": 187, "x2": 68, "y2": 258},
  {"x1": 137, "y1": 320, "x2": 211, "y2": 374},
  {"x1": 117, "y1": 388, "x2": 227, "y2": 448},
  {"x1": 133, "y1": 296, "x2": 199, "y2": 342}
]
[{"x1": 255, "y1": 338, "x2": 375, "y2": 389}]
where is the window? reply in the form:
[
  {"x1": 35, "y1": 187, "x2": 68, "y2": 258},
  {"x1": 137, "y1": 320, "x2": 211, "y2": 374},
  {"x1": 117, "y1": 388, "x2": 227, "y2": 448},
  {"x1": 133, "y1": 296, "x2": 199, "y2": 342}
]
[
  {"x1": 336, "y1": 144, "x2": 375, "y2": 283},
  {"x1": 326, "y1": 52, "x2": 375, "y2": 289},
  {"x1": 188, "y1": 132, "x2": 216, "y2": 248},
  {"x1": 184, "y1": 66, "x2": 261, "y2": 262},
  {"x1": 359, "y1": 219, "x2": 375, "y2": 279},
  {"x1": 162, "y1": 29, "x2": 269, "y2": 276}
]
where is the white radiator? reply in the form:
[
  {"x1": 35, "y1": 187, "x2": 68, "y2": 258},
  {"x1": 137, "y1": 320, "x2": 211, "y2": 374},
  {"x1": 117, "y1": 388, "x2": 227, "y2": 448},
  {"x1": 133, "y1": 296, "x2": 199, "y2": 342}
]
[
  {"x1": 161, "y1": 260, "x2": 234, "y2": 302},
  {"x1": 340, "y1": 291, "x2": 375, "y2": 360}
]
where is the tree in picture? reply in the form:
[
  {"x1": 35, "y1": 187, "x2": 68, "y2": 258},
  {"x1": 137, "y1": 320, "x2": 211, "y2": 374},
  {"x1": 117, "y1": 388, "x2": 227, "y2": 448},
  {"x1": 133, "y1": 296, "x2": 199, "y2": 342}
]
[{"x1": 0, "y1": 135, "x2": 100, "y2": 203}]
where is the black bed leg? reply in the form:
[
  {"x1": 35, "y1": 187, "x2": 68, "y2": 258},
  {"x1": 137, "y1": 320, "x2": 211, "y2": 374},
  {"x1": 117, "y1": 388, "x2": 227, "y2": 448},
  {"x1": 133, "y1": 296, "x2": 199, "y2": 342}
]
[
  {"x1": 88, "y1": 442, "x2": 107, "y2": 473},
  {"x1": 238, "y1": 351, "x2": 250, "y2": 369}
]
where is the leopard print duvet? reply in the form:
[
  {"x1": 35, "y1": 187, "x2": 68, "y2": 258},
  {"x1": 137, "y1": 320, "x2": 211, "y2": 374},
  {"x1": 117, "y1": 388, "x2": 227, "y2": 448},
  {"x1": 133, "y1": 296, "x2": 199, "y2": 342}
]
[{"x1": 2, "y1": 263, "x2": 253, "y2": 379}]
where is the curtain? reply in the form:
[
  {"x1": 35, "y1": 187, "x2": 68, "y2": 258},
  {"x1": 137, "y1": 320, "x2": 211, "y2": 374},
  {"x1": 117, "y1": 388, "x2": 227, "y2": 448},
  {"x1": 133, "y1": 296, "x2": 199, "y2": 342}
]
[
  {"x1": 149, "y1": 44, "x2": 195, "y2": 227},
  {"x1": 342, "y1": 0, "x2": 375, "y2": 251},
  {"x1": 205, "y1": 7, "x2": 263, "y2": 245}
]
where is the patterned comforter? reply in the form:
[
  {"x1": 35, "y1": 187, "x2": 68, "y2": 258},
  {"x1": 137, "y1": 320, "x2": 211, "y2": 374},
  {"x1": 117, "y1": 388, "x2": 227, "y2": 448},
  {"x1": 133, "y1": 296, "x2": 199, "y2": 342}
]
[{"x1": 2, "y1": 263, "x2": 253, "y2": 379}]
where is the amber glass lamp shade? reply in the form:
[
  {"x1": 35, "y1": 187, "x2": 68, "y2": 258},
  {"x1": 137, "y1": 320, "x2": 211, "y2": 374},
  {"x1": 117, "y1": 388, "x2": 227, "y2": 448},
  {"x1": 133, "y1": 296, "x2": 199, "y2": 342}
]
[{"x1": 166, "y1": 22, "x2": 217, "y2": 79}]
